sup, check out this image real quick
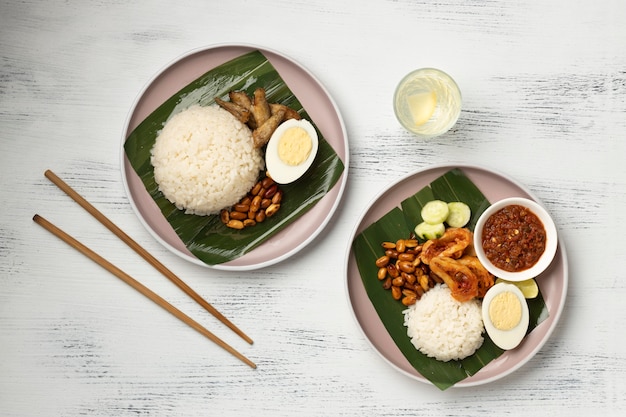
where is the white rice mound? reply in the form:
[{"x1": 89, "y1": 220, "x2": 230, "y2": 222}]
[
  {"x1": 403, "y1": 284, "x2": 484, "y2": 362},
  {"x1": 150, "y1": 105, "x2": 264, "y2": 215}
]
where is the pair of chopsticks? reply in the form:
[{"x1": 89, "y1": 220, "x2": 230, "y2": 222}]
[{"x1": 33, "y1": 170, "x2": 256, "y2": 369}]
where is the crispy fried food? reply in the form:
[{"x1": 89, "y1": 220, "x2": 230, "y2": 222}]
[
  {"x1": 457, "y1": 255, "x2": 495, "y2": 298},
  {"x1": 252, "y1": 107, "x2": 286, "y2": 148},
  {"x1": 227, "y1": 90, "x2": 256, "y2": 128},
  {"x1": 429, "y1": 256, "x2": 479, "y2": 302},
  {"x1": 251, "y1": 88, "x2": 272, "y2": 127},
  {"x1": 217, "y1": 88, "x2": 301, "y2": 148},
  {"x1": 420, "y1": 227, "x2": 473, "y2": 265},
  {"x1": 215, "y1": 97, "x2": 251, "y2": 124},
  {"x1": 229, "y1": 90, "x2": 253, "y2": 109},
  {"x1": 270, "y1": 103, "x2": 302, "y2": 121}
]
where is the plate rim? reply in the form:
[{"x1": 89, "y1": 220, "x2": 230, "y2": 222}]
[
  {"x1": 344, "y1": 162, "x2": 569, "y2": 388},
  {"x1": 120, "y1": 42, "x2": 349, "y2": 271}
]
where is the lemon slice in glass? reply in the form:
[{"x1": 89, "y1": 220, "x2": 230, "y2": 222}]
[
  {"x1": 495, "y1": 278, "x2": 539, "y2": 299},
  {"x1": 407, "y1": 91, "x2": 437, "y2": 126}
]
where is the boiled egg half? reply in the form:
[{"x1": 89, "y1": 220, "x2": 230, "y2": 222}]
[
  {"x1": 482, "y1": 282, "x2": 529, "y2": 350},
  {"x1": 265, "y1": 118, "x2": 319, "y2": 184}
]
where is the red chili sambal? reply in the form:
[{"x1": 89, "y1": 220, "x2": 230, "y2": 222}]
[{"x1": 481, "y1": 204, "x2": 547, "y2": 272}]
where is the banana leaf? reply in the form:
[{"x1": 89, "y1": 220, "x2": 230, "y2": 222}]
[
  {"x1": 124, "y1": 50, "x2": 344, "y2": 265},
  {"x1": 352, "y1": 168, "x2": 548, "y2": 390}
]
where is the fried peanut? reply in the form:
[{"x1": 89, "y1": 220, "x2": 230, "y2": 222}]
[{"x1": 221, "y1": 174, "x2": 284, "y2": 229}]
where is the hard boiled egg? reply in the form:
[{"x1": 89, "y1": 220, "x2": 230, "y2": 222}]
[
  {"x1": 265, "y1": 118, "x2": 319, "y2": 184},
  {"x1": 482, "y1": 282, "x2": 529, "y2": 350}
]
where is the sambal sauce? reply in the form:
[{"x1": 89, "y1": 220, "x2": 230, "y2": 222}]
[{"x1": 481, "y1": 204, "x2": 546, "y2": 272}]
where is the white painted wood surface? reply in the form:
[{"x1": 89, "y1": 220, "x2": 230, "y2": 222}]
[{"x1": 1, "y1": 0, "x2": 625, "y2": 415}]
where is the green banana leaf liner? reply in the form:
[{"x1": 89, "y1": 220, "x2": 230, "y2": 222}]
[
  {"x1": 352, "y1": 168, "x2": 548, "y2": 390},
  {"x1": 124, "y1": 50, "x2": 345, "y2": 265}
]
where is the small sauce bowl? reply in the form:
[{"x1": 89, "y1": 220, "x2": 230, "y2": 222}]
[{"x1": 474, "y1": 197, "x2": 558, "y2": 282}]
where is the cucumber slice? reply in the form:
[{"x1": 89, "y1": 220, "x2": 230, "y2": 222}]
[
  {"x1": 446, "y1": 202, "x2": 471, "y2": 228},
  {"x1": 414, "y1": 221, "x2": 445, "y2": 240},
  {"x1": 420, "y1": 200, "x2": 449, "y2": 225}
]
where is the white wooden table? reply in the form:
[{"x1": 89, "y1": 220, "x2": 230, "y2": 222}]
[{"x1": 1, "y1": 0, "x2": 625, "y2": 415}]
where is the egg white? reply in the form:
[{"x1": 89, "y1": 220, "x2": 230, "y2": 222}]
[
  {"x1": 482, "y1": 282, "x2": 529, "y2": 350},
  {"x1": 265, "y1": 119, "x2": 319, "y2": 184}
]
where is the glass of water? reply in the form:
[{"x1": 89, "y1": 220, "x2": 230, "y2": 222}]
[{"x1": 393, "y1": 68, "x2": 462, "y2": 138}]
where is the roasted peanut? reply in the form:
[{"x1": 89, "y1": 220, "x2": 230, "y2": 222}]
[
  {"x1": 250, "y1": 195, "x2": 262, "y2": 212},
  {"x1": 375, "y1": 255, "x2": 390, "y2": 268},
  {"x1": 418, "y1": 274, "x2": 430, "y2": 292},
  {"x1": 264, "y1": 184, "x2": 278, "y2": 199},
  {"x1": 375, "y1": 235, "x2": 437, "y2": 305},
  {"x1": 265, "y1": 203, "x2": 280, "y2": 217},
  {"x1": 385, "y1": 249, "x2": 399, "y2": 259},
  {"x1": 272, "y1": 190, "x2": 283, "y2": 204},
  {"x1": 404, "y1": 239, "x2": 419, "y2": 248},
  {"x1": 226, "y1": 219, "x2": 244, "y2": 230},
  {"x1": 402, "y1": 288, "x2": 417, "y2": 298},
  {"x1": 220, "y1": 209, "x2": 230, "y2": 224},
  {"x1": 402, "y1": 272, "x2": 416, "y2": 285},
  {"x1": 397, "y1": 261, "x2": 415, "y2": 274},
  {"x1": 382, "y1": 277, "x2": 392, "y2": 290},
  {"x1": 229, "y1": 211, "x2": 247, "y2": 220},
  {"x1": 402, "y1": 295, "x2": 417, "y2": 306},
  {"x1": 398, "y1": 252, "x2": 415, "y2": 262},
  {"x1": 234, "y1": 203, "x2": 250, "y2": 213},
  {"x1": 221, "y1": 175, "x2": 283, "y2": 230},
  {"x1": 415, "y1": 285, "x2": 425, "y2": 297},
  {"x1": 386, "y1": 263, "x2": 399, "y2": 278},
  {"x1": 255, "y1": 210, "x2": 266, "y2": 223},
  {"x1": 261, "y1": 176, "x2": 274, "y2": 189},
  {"x1": 251, "y1": 181, "x2": 262, "y2": 196},
  {"x1": 392, "y1": 276, "x2": 405, "y2": 287},
  {"x1": 377, "y1": 267, "x2": 388, "y2": 280},
  {"x1": 391, "y1": 286, "x2": 402, "y2": 300}
]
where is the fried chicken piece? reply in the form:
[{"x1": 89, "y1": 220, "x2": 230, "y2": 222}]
[
  {"x1": 420, "y1": 227, "x2": 473, "y2": 265},
  {"x1": 252, "y1": 107, "x2": 286, "y2": 148},
  {"x1": 429, "y1": 256, "x2": 479, "y2": 302},
  {"x1": 215, "y1": 97, "x2": 251, "y2": 124},
  {"x1": 457, "y1": 255, "x2": 495, "y2": 298},
  {"x1": 251, "y1": 88, "x2": 272, "y2": 128},
  {"x1": 270, "y1": 103, "x2": 302, "y2": 121},
  {"x1": 229, "y1": 90, "x2": 253, "y2": 109}
]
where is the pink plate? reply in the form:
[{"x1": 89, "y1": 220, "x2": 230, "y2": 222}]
[
  {"x1": 344, "y1": 164, "x2": 568, "y2": 387},
  {"x1": 120, "y1": 44, "x2": 348, "y2": 271}
]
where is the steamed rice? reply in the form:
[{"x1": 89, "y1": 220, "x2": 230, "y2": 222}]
[
  {"x1": 151, "y1": 105, "x2": 264, "y2": 215},
  {"x1": 403, "y1": 284, "x2": 484, "y2": 362}
]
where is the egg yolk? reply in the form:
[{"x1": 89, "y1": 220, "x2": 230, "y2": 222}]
[
  {"x1": 277, "y1": 127, "x2": 312, "y2": 166},
  {"x1": 488, "y1": 291, "x2": 522, "y2": 330}
]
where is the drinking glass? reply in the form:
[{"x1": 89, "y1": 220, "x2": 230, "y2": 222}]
[{"x1": 393, "y1": 68, "x2": 462, "y2": 138}]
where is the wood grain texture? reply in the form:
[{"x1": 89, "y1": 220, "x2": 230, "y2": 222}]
[{"x1": 1, "y1": 0, "x2": 625, "y2": 416}]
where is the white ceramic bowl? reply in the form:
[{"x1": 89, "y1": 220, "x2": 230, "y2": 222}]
[{"x1": 473, "y1": 197, "x2": 558, "y2": 282}]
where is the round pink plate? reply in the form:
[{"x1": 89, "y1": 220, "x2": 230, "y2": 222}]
[
  {"x1": 345, "y1": 163, "x2": 568, "y2": 387},
  {"x1": 120, "y1": 44, "x2": 348, "y2": 271}
]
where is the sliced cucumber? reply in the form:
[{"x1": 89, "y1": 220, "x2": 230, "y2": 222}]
[
  {"x1": 420, "y1": 200, "x2": 449, "y2": 225},
  {"x1": 446, "y1": 202, "x2": 471, "y2": 228},
  {"x1": 414, "y1": 221, "x2": 445, "y2": 240}
]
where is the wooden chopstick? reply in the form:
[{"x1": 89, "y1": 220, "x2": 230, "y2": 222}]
[
  {"x1": 44, "y1": 169, "x2": 253, "y2": 345},
  {"x1": 33, "y1": 214, "x2": 256, "y2": 369}
]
